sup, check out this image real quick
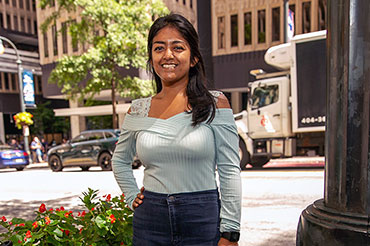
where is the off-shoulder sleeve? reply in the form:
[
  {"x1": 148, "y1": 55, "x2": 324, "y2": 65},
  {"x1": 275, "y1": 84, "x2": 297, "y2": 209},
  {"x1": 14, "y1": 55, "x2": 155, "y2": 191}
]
[
  {"x1": 211, "y1": 109, "x2": 242, "y2": 232},
  {"x1": 112, "y1": 120, "x2": 140, "y2": 210}
]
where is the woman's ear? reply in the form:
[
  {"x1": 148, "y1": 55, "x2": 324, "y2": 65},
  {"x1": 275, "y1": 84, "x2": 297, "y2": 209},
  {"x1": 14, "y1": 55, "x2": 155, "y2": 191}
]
[{"x1": 190, "y1": 57, "x2": 199, "y2": 67}]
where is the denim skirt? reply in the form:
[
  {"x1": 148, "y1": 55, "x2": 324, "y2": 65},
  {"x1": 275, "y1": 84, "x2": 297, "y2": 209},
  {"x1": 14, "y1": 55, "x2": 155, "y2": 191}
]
[{"x1": 133, "y1": 189, "x2": 220, "y2": 246}]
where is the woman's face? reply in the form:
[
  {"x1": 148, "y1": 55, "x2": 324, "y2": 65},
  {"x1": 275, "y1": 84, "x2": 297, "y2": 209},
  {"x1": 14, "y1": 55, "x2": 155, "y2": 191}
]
[{"x1": 151, "y1": 26, "x2": 195, "y2": 87}]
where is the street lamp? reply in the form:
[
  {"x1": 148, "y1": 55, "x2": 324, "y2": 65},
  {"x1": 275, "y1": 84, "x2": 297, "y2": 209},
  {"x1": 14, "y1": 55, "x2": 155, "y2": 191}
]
[{"x1": 0, "y1": 36, "x2": 30, "y2": 155}]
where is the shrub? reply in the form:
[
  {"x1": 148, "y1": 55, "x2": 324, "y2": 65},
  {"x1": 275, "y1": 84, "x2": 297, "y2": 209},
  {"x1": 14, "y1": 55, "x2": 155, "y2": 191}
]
[{"x1": 0, "y1": 189, "x2": 133, "y2": 246}]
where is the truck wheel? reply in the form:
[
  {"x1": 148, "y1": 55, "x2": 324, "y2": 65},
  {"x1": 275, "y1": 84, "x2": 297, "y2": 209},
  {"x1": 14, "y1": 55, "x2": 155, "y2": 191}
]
[
  {"x1": 251, "y1": 156, "x2": 270, "y2": 168},
  {"x1": 48, "y1": 155, "x2": 63, "y2": 172},
  {"x1": 239, "y1": 139, "x2": 250, "y2": 170},
  {"x1": 99, "y1": 152, "x2": 112, "y2": 171}
]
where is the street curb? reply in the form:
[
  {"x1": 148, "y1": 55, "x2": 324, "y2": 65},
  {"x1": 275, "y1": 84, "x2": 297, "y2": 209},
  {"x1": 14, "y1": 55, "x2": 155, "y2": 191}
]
[{"x1": 26, "y1": 162, "x2": 49, "y2": 170}]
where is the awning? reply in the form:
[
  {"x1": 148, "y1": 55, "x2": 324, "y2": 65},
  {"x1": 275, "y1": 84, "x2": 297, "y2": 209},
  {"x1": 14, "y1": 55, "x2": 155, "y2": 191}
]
[{"x1": 54, "y1": 103, "x2": 131, "y2": 117}]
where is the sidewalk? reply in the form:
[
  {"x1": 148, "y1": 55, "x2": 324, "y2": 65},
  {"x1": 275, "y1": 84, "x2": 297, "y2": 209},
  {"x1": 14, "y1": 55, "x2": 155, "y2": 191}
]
[{"x1": 26, "y1": 161, "x2": 49, "y2": 170}]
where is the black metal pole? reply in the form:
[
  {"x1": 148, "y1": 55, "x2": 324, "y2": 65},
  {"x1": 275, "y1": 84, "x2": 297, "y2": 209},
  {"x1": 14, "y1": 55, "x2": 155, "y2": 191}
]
[{"x1": 296, "y1": 0, "x2": 370, "y2": 245}]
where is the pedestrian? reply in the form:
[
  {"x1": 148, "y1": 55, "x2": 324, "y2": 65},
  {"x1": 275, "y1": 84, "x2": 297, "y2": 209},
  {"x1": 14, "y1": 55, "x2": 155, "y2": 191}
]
[
  {"x1": 112, "y1": 14, "x2": 241, "y2": 246},
  {"x1": 9, "y1": 138, "x2": 21, "y2": 150},
  {"x1": 41, "y1": 138, "x2": 49, "y2": 161},
  {"x1": 30, "y1": 137, "x2": 43, "y2": 163}
]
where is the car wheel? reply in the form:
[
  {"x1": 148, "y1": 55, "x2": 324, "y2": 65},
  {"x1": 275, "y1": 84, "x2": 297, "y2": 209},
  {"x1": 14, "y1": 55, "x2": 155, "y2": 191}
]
[
  {"x1": 48, "y1": 155, "x2": 63, "y2": 172},
  {"x1": 80, "y1": 166, "x2": 90, "y2": 171},
  {"x1": 99, "y1": 152, "x2": 112, "y2": 171},
  {"x1": 251, "y1": 156, "x2": 270, "y2": 168},
  {"x1": 15, "y1": 167, "x2": 24, "y2": 171},
  {"x1": 239, "y1": 138, "x2": 250, "y2": 170}
]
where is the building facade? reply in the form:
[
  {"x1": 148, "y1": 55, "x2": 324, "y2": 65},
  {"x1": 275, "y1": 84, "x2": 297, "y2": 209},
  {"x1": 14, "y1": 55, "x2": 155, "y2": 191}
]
[
  {"x1": 210, "y1": 0, "x2": 327, "y2": 112},
  {"x1": 36, "y1": 0, "x2": 197, "y2": 137},
  {"x1": 0, "y1": 0, "x2": 68, "y2": 144}
]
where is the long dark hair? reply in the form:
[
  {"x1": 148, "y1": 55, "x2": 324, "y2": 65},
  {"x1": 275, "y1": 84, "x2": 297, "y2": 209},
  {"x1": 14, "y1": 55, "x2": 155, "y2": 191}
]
[{"x1": 147, "y1": 14, "x2": 216, "y2": 126}]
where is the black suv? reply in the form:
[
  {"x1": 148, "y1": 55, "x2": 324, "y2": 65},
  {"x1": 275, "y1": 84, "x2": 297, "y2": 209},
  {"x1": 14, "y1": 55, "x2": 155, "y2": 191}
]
[{"x1": 47, "y1": 129, "x2": 141, "y2": 172}]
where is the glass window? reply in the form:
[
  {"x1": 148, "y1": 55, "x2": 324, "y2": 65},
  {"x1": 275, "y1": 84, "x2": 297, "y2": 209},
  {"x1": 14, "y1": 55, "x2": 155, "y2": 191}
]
[
  {"x1": 52, "y1": 24, "x2": 58, "y2": 56},
  {"x1": 217, "y1": 16, "x2": 225, "y2": 49},
  {"x1": 11, "y1": 73, "x2": 17, "y2": 91},
  {"x1": 12, "y1": 0, "x2": 16, "y2": 7},
  {"x1": 244, "y1": 12, "x2": 252, "y2": 45},
  {"x1": 190, "y1": 0, "x2": 192, "y2": 9},
  {"x1": 34, "y1": 20, "x2": 37, "y2": 34},
  {"x1": 87, "y1": 132, "x2": 104, "y2": 141},
  {"x1": 251, "y1": 85, "x2": 279, "y2": 108},
  {"x1": 289, "y1": 4, "x2": 296, "y2": 36},
  {"x1": 230, "y1": 14, "x2": 238, "y2": 47},
  {"x1": 20, "y1": 17, "x2": 25, "y2": 32},
  {"x1": 43, "y1": 32, "x2": 49, "y2": 58},
  {"x1": 13, "y1": 16, "x2": 18, "y2": 31},
  {"x1": 32, "y1": 0, "x2": 35, "y2": 11},
  {"x1": 70, "y1": 20, "x2": 78, "y2": 52},
  {"x1": 104, "y1": 131, "x2": 115, "y2": 139},
  {"x1": 4, "y1": 73, "x2": 9, "y2": 90},
  {"x1": 183, "y1": 0, "x2": 185, "y2": 5},
  {"x1": 258, "y1": 9, "x2": 266, "y2": 43},
  {"x1": 71, "y1": 134, "x2": 87, "y2": 143},
  {"x1": 27, "y1": 18, "x2": 31, "y2": 33},
  {"x1": 0, "y1": 13, "x2": 3, "y2": 28},
  {"x1": 19, "y1": 0, "x2": 23, "y2": 8},
  {"x1": 5, "y1": 0, "x2": 9, "y2": 4},
  {"x1": 272, "y1": 7, "x2": 280, "y2": 42},
  {"x1": 318, "y1": 0, "x2": 327, "y2": 30},
  {"x1": 62, "y1": 22, "x2": 68, "y2": 54},
  {"x1": 0, "y1": 73, "x2": 3, "y2": 90},
  {"x1": 6, "y1": 14, "x2": 10, "y2": 29},
  {"x1": 26, "y1": 0, "x2": 30, "y2": 10},
  {"x1": 302, "y1": 1, "x2": 311, "y2": 33}
]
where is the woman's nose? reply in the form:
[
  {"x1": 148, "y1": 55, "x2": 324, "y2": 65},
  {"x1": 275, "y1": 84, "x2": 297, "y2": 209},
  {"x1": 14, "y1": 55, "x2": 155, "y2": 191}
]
[{"x1": 163, "y1": 48, "x2": 174, "y2": 59}]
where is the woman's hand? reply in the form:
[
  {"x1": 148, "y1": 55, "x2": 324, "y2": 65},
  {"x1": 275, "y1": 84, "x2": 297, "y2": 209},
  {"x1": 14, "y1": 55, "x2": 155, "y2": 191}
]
[
  {"x1": 133, "y1": 187, "x2": 145, "y2": 210},
  {"x1": 218, "y1": 237, "x2": 238, "y2": 246}
]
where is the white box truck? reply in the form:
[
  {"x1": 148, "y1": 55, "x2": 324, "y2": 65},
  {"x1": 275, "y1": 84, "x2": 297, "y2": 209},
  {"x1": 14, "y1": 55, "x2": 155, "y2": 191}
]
[{"x1": 236, "y1": 30, "x2": 327, "y2": 169}]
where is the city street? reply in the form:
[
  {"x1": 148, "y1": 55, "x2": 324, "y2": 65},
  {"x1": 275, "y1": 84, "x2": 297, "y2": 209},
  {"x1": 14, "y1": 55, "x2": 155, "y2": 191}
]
[{"x1": 0, "y1": 164, "x2": 324, "y2": 246}]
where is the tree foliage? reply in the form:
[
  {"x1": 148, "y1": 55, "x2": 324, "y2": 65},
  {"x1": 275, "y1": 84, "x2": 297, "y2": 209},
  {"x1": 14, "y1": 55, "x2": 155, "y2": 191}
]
[{"x1": 40, "y1": 0, "x2": 169, "y2": 127}]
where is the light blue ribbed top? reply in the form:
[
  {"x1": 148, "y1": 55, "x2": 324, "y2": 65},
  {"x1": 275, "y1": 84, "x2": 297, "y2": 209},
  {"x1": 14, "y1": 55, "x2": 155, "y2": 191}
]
[{"x1": 112, "y1": 95, "x2": 242, "y2": 232}]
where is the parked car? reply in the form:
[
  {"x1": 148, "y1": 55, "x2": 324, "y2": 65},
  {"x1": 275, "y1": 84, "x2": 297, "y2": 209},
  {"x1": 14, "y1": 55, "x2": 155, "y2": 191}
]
[
  {"x1": 0, "y1": 145, "x2": 29, "y2": 171},
  {"x1": 47, "y1": 129, "x2": 141, "y2": 172}
]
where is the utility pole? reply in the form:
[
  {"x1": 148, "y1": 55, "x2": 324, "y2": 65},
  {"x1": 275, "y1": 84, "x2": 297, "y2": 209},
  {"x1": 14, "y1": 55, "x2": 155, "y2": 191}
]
[{"x1": 0, "y1": 36, "x2": 30, "y2": 155}]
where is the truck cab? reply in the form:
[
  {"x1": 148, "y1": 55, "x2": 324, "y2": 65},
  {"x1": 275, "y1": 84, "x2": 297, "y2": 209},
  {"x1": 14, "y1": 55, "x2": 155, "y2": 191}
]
[{"x1": 236, "y1": 30, "x2": 327, "y2": 169}]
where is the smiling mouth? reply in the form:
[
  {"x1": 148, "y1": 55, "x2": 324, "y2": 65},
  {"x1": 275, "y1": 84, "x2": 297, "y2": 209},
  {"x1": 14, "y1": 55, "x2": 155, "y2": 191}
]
[{"x1": 161, "y1": 64, "x2": 177, "y2": 69}]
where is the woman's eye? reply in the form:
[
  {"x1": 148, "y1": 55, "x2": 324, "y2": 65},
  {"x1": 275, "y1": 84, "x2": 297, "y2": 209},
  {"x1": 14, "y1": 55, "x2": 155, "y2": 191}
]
[
  {"x1": 174, "y1": 46, "x2": 185, "y2": 51},
  {"x1": 154, "y1": 46, "x2": 164, "y2": 51}
]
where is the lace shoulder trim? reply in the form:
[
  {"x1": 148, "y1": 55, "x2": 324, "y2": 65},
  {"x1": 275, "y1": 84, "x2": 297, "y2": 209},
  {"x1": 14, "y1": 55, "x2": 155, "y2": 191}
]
[
  {"x1": 129, "y1": 97, "x2": 152, "y2": 117},
  {"x1": 209, "y1": 90, "x2": 223, "y2": 104}
]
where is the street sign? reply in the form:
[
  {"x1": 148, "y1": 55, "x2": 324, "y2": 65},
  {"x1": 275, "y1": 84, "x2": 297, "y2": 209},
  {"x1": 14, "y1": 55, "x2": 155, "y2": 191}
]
[{"x1": 22, "y1": 70, "x2": 36, "y2": 108}]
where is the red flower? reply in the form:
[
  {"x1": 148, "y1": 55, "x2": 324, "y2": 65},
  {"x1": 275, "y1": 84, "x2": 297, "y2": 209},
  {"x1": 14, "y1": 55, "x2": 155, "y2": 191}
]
[
  {"x1": 81, "y1": 211, "x2": 86, "y2": 217},
  {"x1": 91, "y1": 207, "x2": 95, "y2": 211},
  {"x1": 45, "y1": 217, "x2": 51, "y2": 225},
  {"x1": 79, "y1": 228, "x2": 83, "y2": 234},
  {"x1": 49, "y1": 208, "x2": 54, "y2": 212},
  {"x1": 24, "y1": 230, "x2": 32, "y2": 241},
  {"x1": 39, "y1": 203, "x2": 46, "y2": 213},
  {"x1": 120, "y1": 243, "x2": 125, "y2": 245},
  {"x1": 60, "y1": 206, "x2": 65, "y2": 211},
  {"x1": 64, "y1": 230, "x2": 70, "y2": 236},
  {"x1": 1, "y1": 216, "x2": 6, "y2": 222},
  {"x1": 8, "y1": 222, "x2": 12, "y2": 225},
  {"x1": 32, "y1": 221, "x2": 38, "y2": 229},
  {"x1": 17, "y1": 223, "x2": 25, "y2": 227},
  {"x1": 64, "y1": 212, "x2": 69, "y2": 218},
  {"x1": 109, "y1": 214, "x2": 116, "y2": 224},
  {"x1": 106, "y1": 194, "x2": 111, "y2": 201}
]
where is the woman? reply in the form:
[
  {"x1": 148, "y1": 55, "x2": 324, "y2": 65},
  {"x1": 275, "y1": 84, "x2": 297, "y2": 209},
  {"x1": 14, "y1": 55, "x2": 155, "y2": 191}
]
[{"x1": 112, "y1": 14, "x2": 241, "y2": 246}]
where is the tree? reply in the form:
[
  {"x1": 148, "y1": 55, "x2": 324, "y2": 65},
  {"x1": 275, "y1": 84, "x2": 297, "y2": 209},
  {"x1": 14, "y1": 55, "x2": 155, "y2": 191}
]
[
  {"x1": 29, "y1": 101, "x2": 70, "y2": 136},
  {"x1": 40, "y1": 0, "x2": 169, "y2": 128}
]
